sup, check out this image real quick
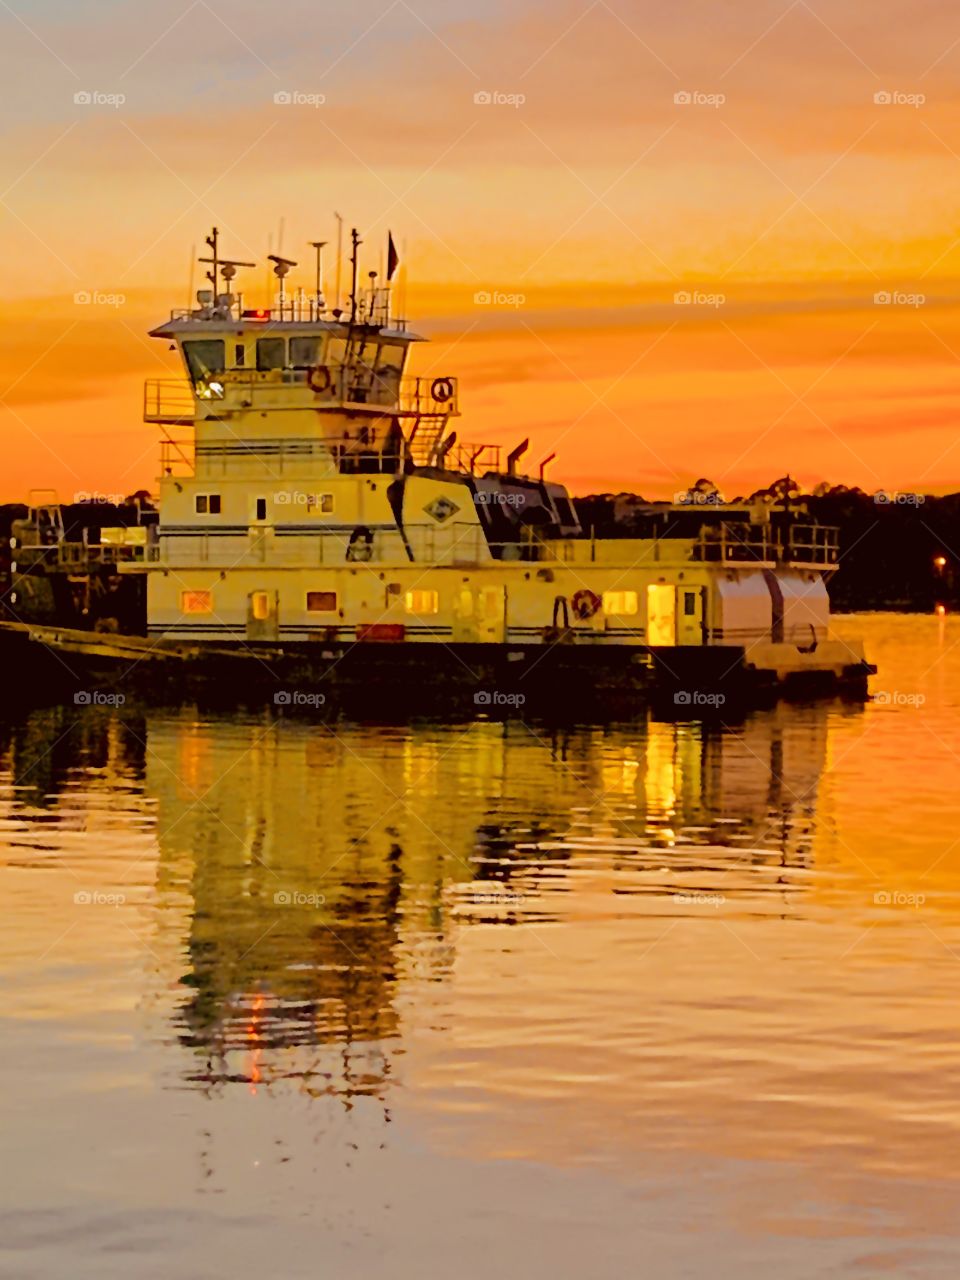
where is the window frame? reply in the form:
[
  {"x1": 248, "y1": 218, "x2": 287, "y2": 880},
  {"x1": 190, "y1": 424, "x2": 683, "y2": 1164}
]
[
  {"x1": 306, "y1": 590, "x2": 338, "y2": 613},
  {"x1": 181, "y1": 589, "x2": 213, "y2": 615},
  {"x1": 256, "y1": 336, "x2": 286, "y2": 371}
]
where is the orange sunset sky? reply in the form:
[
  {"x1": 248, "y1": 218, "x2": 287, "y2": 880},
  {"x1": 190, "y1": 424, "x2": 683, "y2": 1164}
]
[{"x1": 3, "y1": 0, "x2": 960, "y2": 500}]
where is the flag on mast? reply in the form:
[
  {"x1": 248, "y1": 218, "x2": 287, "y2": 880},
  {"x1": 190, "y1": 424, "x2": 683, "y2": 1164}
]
[{"x1": 386, "y1": 231, "x2": 399, "y2": 282}]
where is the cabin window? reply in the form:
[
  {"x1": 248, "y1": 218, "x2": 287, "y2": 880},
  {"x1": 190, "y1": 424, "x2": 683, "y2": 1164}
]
[
  {"x1": 376, "y1": 343, "x2": 406, "y2": 373},
  {"x1": 195, "y1": 494, "x2": 221, "y2": 515},
  {"x1": 290, "y1": 336, "x2": 321, "y2": 368},
  {"x1": 255, "y1": 498, "x2": 267, "y2": 521},
  {"x1": 234, "y1": 343, "x2": 245, "y2": 367},
  {"x1": 553, "y1": 496, "x2": 576, "y2": 527},
  {"x1": 603, "y1": 590, "x2": 638, "y2": 616},
  {"x1": 307, "y1": 493, "x2": 334, "y2": 514},
  {"x1": 683, "y1": 591, "x2": 698, "y2": 616},
  {"x1": 405, "y1": 589, "x2": 439, "y2": 615},
  {"x1": 250, "y1": 591, "x2": 271, "y2": 621},
  {"x1": 306, "y1": 590, "x2": 337, "y2": 612},
  {"x1": 181, "y1": 589, "x2": 212, "y2": 614},
  {"x1": 256, "y1": 337, "x2": 285, "y2": 371},
  {"x1": 183, "y1": 339, "x2": 225, "y2": 383}
]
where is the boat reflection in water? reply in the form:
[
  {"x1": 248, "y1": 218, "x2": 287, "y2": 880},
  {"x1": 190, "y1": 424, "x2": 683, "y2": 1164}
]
[
  {"x1": 0, "y1": 699, "x2": 841, "y2": 1102},
  {"x1": 110, "y1": 701, "x2": 838, "y2": 1096}
]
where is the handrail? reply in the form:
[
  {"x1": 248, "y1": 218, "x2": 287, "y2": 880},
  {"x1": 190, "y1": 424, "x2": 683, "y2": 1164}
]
[
  {"x1": 692, "y1": 523, "x2": 839, "y2": 567},
  {"x1": 143, "y1": 369, "x2": 459, "y2": 424}
]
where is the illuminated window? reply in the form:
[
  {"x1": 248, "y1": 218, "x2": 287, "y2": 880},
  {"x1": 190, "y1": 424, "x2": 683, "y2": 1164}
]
[
  {"x1": 602, "y1": 590, "x2": 639, "y2": 616},
  {"x1": 405, "y1": 589, "x2": 439, "y2": 615},
  {"x1": 307, "y1": 493, "x2": 334, "y2": 514},
  {"x1": 306, "y1": 591, "x2": 337, "y2": 612},
  {"x1": 181, "y1": 590, "x2": 212, "y2": 614},
  {"x1": 195, "y1": 494, "x2": 221, "y2": 515},
  {"x1": 250, "y1": 591, "x2": 271, "y2": 620}
]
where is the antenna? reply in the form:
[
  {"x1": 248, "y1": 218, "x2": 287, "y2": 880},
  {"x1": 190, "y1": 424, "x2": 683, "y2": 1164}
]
[
  {"x1": 268, "y1": 253, "x2": 298, "y2": 315},
  {"x1": 334, "y1": 212, "x2": 344, "y2": 313},
  {"x1": 198, "y1": 233, "x2": 255, "y2": 314},
  {"x1": 309, "y1": 240, "x2": 327, "y2": 318},
  {"x1": 348, "y1": 228, "x2": 362, "y2": 325}
]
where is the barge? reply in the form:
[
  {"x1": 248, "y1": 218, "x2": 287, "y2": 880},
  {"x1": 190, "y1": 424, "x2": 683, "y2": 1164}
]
[{"x1": 1, "y1": 227, "x2": 874, "y2": 712}]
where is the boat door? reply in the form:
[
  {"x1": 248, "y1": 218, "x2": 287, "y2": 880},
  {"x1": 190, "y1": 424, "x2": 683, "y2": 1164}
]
[
  {"x1": 676, "y1": 586, "x2": 706, "y2": 646},
  {"x1": 646, "y1": 583, "x2": 676, "y2": 646},
  {"x1": 246, "y1": 589, "x2": 279, "y2": 641},
  {"x1": 452, "y1": 584, "x2": 506, "y2": 643}
]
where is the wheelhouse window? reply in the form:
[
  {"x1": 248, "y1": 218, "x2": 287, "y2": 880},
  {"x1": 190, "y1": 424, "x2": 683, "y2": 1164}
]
[
  {"x1": 290, "y1": 336, "x2": 321, "y2": 368},
  {"x1": 405, "y1": 589, "x2": 439, "y2": 615},
  {"x1": 195, "y1": 493, "x2": 221, "y2": 514},
  {"x1": 603, "y1": 590, "x2": 638, "y2": 616},
  {"x1": 183, "y1": 339, "x2": 225, "y2": 384},
  {"x1": 306, "y1": 590, "x2": 337, "y2": 612},
  {"x1": 256, "y1": 337, "x2": 285, "y2": 370},
  {"x1": 181, "y1": 589, "x2": 212, "y2": 614}
]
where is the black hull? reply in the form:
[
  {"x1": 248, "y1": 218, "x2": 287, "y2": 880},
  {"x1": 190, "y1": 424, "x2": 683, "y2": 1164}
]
[{"x1": 0, "y1": 624, "x2": 873, "y2": 718}]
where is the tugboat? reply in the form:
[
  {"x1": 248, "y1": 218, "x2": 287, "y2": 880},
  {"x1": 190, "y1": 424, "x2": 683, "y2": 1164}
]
[{"x1": 2, "y1": 226, "x2": 874, "y2": 711}]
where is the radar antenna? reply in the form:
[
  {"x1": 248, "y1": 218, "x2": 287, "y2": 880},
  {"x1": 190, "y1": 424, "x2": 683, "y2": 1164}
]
[{"x1": 267, "y1": 253, "x2": 298, "y2": 316}]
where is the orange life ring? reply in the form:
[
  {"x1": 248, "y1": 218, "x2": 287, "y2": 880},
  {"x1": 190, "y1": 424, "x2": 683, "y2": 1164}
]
[
  {"x1": 308, "y1": 364, "x2": 332, "y2": 394},
  {"x1": 571, "y1": 589, "x2": 602, "y2": 620},
  {"x1": 431, "y1": 377, "x2": 454, "y2": 403}
]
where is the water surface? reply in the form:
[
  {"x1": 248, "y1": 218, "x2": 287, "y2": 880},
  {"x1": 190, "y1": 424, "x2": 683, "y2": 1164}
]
[{"x1": 2, "y1": 615, "x2": 960, "y2": 1278}]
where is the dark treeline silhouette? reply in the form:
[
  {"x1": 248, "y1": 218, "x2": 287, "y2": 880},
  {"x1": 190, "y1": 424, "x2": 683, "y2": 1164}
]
[{"x1": 574, "y1": 479, "x2": 960, "y2": 612}]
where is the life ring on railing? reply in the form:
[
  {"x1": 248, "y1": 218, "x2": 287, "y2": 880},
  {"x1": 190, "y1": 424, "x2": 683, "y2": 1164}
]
[
  {"x1": 307, "y1": 365, "x2": 332, "y2": 394},
  {"x1": 346, "y1": 526, "x2": 374, "y2": 563},
  {"x1": 431, "y1": 377, "x2": 454, "y2": 404},
  {"x1": 571, "y1": 589, "x2": 602, "y2": 620}
]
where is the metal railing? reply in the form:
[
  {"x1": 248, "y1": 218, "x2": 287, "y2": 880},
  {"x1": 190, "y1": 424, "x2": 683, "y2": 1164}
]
[
  {"x1": 159, "y1": 430, "x2": 504, "y2": 479},
  {"x1": 143, "y1": 370, "x2": 459, "y2": 424},
  {"x1": 692, "y1": 523, "x2": 839, "y2": 567}
]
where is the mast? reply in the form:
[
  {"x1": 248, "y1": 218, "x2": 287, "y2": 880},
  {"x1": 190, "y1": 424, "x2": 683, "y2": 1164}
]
[{"x1": 334, "y1": 212, "x2": 344, "y2": 313}]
